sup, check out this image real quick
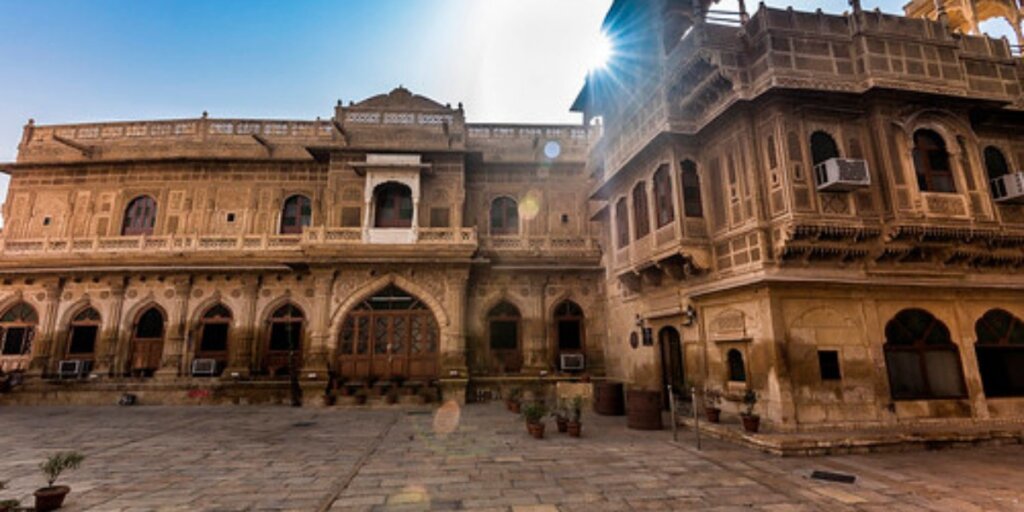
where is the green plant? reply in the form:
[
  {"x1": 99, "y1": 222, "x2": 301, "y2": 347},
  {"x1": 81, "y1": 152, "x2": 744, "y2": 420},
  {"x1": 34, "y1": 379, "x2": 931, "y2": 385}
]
[
  {"x1": 0, "y1": 479, "x2": 16, "y2": 509},
  {"x1": 521, "y1": 401, "x2": 547, "y2": 424},
  {"x1": 550, "y1": 400, "x2": 567, "y2": 421},
  {"x1": 39, "y1": 452, "x2": 85, "y2": 488},
  {"x1": 506, "y1": 388, "x2": 521, "y2": 402},
  {"x1": 569, "y1": 396, "x2": 584, "y2": 422},
  {"x1": 742, "y1": 390, "x2": 758, "y2": 417}
]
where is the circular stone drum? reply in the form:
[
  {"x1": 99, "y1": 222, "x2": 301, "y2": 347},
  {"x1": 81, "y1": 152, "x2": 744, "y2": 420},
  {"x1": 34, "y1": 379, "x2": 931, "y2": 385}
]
[
  {"x1": 592, "y1": 381, "x2": 625, "y2": 416},
  {"x1": 626, "y1": 389, "x2": 663, "y2": 430}
]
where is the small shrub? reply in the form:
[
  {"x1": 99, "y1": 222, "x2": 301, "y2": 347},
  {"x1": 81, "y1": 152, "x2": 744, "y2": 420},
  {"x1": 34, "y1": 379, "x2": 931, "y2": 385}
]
[
  {"x1": 40, "y1": 451, "x2": 85, "y2": 488},
  {"x1": 521, "y1": 401, "x2": 547, "y2": 424},
  {"x1": 742, "y1": 390, "x2": 758, "y2": 417}
]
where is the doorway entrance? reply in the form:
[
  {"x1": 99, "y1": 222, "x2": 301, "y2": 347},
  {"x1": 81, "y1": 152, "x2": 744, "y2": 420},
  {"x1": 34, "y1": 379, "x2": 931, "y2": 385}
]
[{"x1": 659, "y1": 326, "x2": 685, "y2": 409}]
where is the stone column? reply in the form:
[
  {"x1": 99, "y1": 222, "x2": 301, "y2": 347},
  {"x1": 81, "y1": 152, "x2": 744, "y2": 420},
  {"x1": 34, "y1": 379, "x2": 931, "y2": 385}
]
[
  {"x1": 224, "y1": 275, "x2": 260, "y2": 378},
  {"x1": 301, "y1": 270, "x2": 335, "y2": 379},
  {"x1": 155, "y1": 275, "x2": 192, "y2": 379},
  {"x1": 27, "y1": 279, "x2": 64, "y2": 378},
  {"x1": 441, "y1": 268, "x2": 469, "y2": 374},
  {"x1": 93, "y1": 277, "x2": 126, "y2": 377}
]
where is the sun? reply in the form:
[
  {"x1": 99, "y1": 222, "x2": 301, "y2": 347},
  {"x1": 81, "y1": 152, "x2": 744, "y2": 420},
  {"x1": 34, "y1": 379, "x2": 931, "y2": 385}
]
[{"x1": 588, "y1": 31, "x2": 613, "y2": 70}]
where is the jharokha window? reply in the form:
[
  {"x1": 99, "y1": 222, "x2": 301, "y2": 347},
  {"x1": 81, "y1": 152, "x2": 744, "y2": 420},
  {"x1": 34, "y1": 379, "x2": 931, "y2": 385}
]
[
  {"x1": 374, "y1": 183, "x2": 414, "y2": 228},
  {"x1": 632, "y1": 182, "x2": 650, "y2": 239},
  {"x1": 810, "y1": 131, "x2": 840, "y2": 166},
  {"x1": 0, "y1": 302, "x2": 37, "y2": 357},
  {"x1": 983, "y1": 146, "x2": 1010, "y2": 181},
  {"x1": 488, "y1": 302, "x2": 522, "y2": 373},
  {"x1": 280, "y1": 195, "x2": 312, "y2": 234},
  {"x1": 727, "y1": 349, "x2": 746, "y2": 382},
  {"x1": 974, "y1": 309, "x2": 1024, "y2": 397},
  {"x1": 884, "y1": 309, "x2": 966, "y2": 400},
  {"x1": 615, "y1": 198, "x2": 629, "y2": 249},
  {"x1": 912, "y1": 130, "x2": 956, "y2": 193},
  {"x1": 490, "y1": 196, "x2": 519, "y2": 235},
  {"x1": 680, "y1": 160, "x2": 703, "y2": 218},
  {"x1": 122, "y1": 195, "x2": 157, "y2": 236},
  {"x1": 653, "y1": 165, "x2": 674, "y2": 228}
]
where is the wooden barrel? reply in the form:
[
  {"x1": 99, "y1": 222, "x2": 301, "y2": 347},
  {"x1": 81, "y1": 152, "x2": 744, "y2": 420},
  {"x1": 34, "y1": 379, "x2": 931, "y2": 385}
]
[
  {"x1": 592, "y1": 381, "x2": 625, "y2": 416},
  {"x1": 626, "y1": 389, "x2": 663, "y2": 430}
]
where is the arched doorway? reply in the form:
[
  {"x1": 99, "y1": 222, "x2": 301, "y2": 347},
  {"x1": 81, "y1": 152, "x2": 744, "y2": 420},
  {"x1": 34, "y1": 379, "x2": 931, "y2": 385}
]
[
  {"x1": 337, "y1": 285, "x2": 439, "y2": 381},
  {"x1": 66, "y1": 307, "x2": 101, "y2": 374},
  {"x1": 265, "y1": 303, "x2": 304, "y2": 377},
  {"x1": 195, "y1": 304, "x2": 232, "y2": 375},
  {"x1": 0, "y1": 302, "x2": 38, "y2": 373},
  {"x1": 659, "y1": 326, "x2": 685, "y2": 409},
  {"x1": 129, "y1": 307, "x2": 165, "y2": 377},
  {"x1": 553, "y1": 300, "x2": 585, "y2": 371},
  {"x1": 488, "y1": 302, "x2": 522, "y2": 374}
]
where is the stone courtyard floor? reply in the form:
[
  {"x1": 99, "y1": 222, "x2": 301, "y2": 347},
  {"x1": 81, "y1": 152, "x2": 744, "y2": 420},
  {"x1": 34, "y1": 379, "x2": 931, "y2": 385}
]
[{"x1": 1, "y1": 404, "x2": 1022, "y2": 512}]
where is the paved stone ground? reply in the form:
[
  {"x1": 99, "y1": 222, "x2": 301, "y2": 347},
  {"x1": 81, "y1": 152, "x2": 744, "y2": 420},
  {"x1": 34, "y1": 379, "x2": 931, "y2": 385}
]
[{"x1": 1, "y1": 404, "x2": 1021, "y2": 511}]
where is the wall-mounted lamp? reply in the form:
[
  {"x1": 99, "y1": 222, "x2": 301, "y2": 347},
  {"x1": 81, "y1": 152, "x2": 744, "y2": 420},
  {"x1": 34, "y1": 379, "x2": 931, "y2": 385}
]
[
  {"x1": 681, "y1": 305, "x2": 697, "y2": 327},
  {"x1": 635, "y1": 314, "x2": 645, "y2": 328}
]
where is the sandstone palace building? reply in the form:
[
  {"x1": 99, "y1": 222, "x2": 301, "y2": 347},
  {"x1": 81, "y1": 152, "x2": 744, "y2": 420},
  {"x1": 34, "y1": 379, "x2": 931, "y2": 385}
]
[{"x1": 2, "y1": 0, "x2": 1023, "y2": 433}]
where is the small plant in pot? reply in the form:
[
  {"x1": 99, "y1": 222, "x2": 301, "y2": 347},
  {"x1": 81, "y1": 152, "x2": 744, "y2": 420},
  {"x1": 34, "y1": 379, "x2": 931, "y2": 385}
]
[
  {"x1": 353, "y1": 387, "x2": 369, "y2": 405},
  {"x1": 740, "y1": 390, "x2": 760, "y2": 433},
  {"x1": 0, "y1": 480, "x2": 20, "y2": 512},
  {"x1": 521, "y1": 401, "x2": 547, "y2": 439},
  {"x1": 551, "y1": 402, "x2": 569, "y2": 433},
  {"x1": 567, "y1": 396, "x2": 583, "y2": 437},
  {"x1": 702, "y1": 386, "x2": 722, "y2": 423},
  {"x1": 35, "y1": 451, "x2": 85, "y2": 512},
  {"x1": 506, "y1": 388, "x2": 522, "y2": 414}
]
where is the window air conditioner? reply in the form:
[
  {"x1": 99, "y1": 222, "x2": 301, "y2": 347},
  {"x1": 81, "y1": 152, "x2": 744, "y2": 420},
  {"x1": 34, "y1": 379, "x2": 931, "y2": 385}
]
[
  {"x1": 814, "y1": 158, "x2": 870, "y2": 192},
  {"x1": 191, "y1": 358, "x2": 218, "y2": 377},
  {"x1": 57, "y1": 360, "x2": 84, "y2": 379},
  {"x1": 560, "y1": 353, "x2": 585, "y2": 371},
  {"x1": 990, "y1": 172, "x2": 1024, "y2": 204}
]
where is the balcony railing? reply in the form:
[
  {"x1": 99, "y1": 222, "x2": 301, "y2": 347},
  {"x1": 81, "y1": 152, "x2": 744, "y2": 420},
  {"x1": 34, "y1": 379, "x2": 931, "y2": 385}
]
[
  {"x1": 479, "y1": 235, "x2": 601, "y2": 255},
  {"x1": 0, "y1": 227, "x2": 478, "y2": 257}
]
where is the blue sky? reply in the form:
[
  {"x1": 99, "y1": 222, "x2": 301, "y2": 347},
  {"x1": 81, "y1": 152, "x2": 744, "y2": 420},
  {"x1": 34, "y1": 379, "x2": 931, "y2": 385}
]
[{"x1": 0, "y1": 0, "x2": 1018, "y2": 223}]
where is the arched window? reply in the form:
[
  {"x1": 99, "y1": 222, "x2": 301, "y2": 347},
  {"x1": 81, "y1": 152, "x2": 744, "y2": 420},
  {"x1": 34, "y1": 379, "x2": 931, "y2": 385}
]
[
  {"x1": 884, "y1": 309, "x2": 966, "y2": 399},
  {"x1": 912, "y1": 130, "x2": 956, "y2": 193},
  {"x1": 554, "y1": 301, "x2": 585, "y2": 353},
  {"x1": 280, "y1": 195, "x2": 312, "y2": 234},
  {"x1": 0, "y1": 302, "x2": 37, "y2": 357},
  {"x1": 68, "y1": 307, "x2": 101, "y2": 357},
  {"x1": 632, "y1": 182, "x2": 650, "y2": 239},
  {"x1": 653, "y1": 165, "x2": 675, "y2": 228},
  {"x1": 199, "y1": 304, "x2": 232, "y2": 355},
  {"x1": 680, "y1": 160, "x2": 703, "y2": 218},
  {"x1": 727, "y1": 349, "x2": 746, "y2": 382},
  {"x1": 488, "y1": 302, "x2": 522, "y2": 373},
  {"x1": 974, "y1": 309, "x2": 1024, "y2": 397},
  {"x1": 615, "y1": 198, "x2": 629, "y2": 249},
  {"x1": 490, "y1": 197, "x2": 519, "y2": 235},
  {"x1": 130, "y1": 307, "x2": 165, "y2": 376},
  {"x1": 810, "y1": 131, "x2": 840, "y2": 166},
  {"x1": 122, "y1": 195, "x2": 157, "y2": 236},
  {"x1": 374, "y1": 183, "x2": 413, "y2": 228},
  {"x1": 983, "y1": 146, "x2": 1010, "y2": 181},
  {"x1": 266, "y1": 303, "x2": 304, "y2": 376}
]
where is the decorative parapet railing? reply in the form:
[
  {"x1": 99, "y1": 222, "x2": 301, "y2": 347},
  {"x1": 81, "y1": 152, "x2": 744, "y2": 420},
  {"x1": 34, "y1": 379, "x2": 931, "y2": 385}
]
[
  {"x1": 466, "y1": 124, "x2": 591, "y2": 142},
  {"x1": 24, "y1": 117, "x2": 336, "y2": 146},
  {"x1": 479, "y1": 235, "x2": 601, "y2": 256},
  {"x1": 0, "y1": 227, "x2": 478, "y2": 258}
]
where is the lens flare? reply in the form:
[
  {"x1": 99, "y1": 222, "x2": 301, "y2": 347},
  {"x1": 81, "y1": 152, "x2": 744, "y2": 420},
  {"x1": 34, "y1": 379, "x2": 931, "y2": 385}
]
[
  {"x1": 432, "y1": 400, "x2": 461, "y2": 436},
  {"x1": 588, "y1": 31, "x2": 613, "y2": 70},
  {"x1": 519, "y1": 191, "x2": 541, "y2": 221}
]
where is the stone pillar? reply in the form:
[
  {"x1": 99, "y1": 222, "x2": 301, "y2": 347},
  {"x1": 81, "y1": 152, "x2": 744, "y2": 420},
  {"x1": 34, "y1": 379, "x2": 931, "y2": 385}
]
[
  {"x1": 441, "y1": 269, "x2": 469, "y2": 374},
  {"x1": 156, "y1": 276, "x2": 192, "y2": 379},
  {"x1": 93, "y1": 277, "x2": 126, "y2": 377},
  {"x1": 27, "y1": 279, "x2": 64, "y2": 378},
  {"x1": 224, "y1": 275, "x2": 260, "y2": 378},
  {"x1": 301, "y1": 270, "x2": 335, "y2": 379}
]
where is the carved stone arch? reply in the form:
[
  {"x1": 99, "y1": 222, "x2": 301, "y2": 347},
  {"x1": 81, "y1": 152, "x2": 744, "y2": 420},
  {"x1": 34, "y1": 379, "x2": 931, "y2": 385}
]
[
  {"x1": 545, "y1": 291, "x2": 585, "y2": 319},
  {"x1": 188, "y1": 294, "x2": 238, "y2": 329},
  {"x1": 120, "y1": 299, "x2": 168, "y2": 338},
  {"x1": 0, "y1": 292, "x2": 38, "y2": 321},
  {"x1": 329, "y1": 273, "x2": 450, "y2": 340},
  {"x1": 477, "y1": 291, "x2": 528, "y2": 323},
  {"x1": 901, "y1": 109, "x2": 978, "y2": 151},
  {"x1": 789, "y1": 306, "x2": 858, "y2": 329},
  {"x1": 259, "y1": 294, "x2": 309, "y2": 325},
  {"x1": 57, "y1": 298, "x2": 100, "y2": 331}
]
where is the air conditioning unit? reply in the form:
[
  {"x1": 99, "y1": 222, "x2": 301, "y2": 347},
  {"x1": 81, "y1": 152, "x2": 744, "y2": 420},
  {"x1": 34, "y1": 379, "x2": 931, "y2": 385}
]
[
  {"x1": 191, "y1": 358, "x2": 218, "y2": 377},
  {"x1": 560, "y1": 353, "x2": 586, "y2": 371},
  {"x1": 814, "y1": 158, "x2": 870, "y2": 192},
  {"x1": 991, "y1": 172, "x2": 1024, "y2": 204},
  {"x1": 57, "y1": 360, "x2": 84, "y2": 379}
]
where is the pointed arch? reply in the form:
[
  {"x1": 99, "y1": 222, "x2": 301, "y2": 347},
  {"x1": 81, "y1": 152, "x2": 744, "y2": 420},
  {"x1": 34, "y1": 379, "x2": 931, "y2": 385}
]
[
  {"x1": 330, "y1": 274, "x2": 450, "y2": 339},
  {"x1": 263, "y1": 301, "x2": 306, "y2": 376},
  {"x1": 0, "y1": 301, "x2": 38, "y2": 360},
  {"x1": 280, "y1": 194, "x2": 312, "y2": 234},
  {"x1": 883, "y1": 308, "x2": 966, "y2": 399},
  {"x1": 122, "y1": 195, "x2": 157, "y2": 236},
  {"x1": 974, "y1": 308, "x2": 1024, "y2": 397},
  {"x1": 488, "y1": 300, "x2": 522, "y2": 374},
  {"x1": 129, "y1": 305, "x2": 165, "y2": 376}
]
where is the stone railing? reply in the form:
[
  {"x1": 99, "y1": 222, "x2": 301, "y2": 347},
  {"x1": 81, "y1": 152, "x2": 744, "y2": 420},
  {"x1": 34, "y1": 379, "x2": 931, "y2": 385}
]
[
  {"x1": 479, "y1": 235, "x2": 601, "y2": 255},
  {"x1": 25, "y1": 117, "x2": 336, "y2": 146},
  {"x1": 0, "y1": 227, "x2": 478, "y2": 257},
  {"x1": 466, "y1": 124, "x2": 591, "y2": 142}
]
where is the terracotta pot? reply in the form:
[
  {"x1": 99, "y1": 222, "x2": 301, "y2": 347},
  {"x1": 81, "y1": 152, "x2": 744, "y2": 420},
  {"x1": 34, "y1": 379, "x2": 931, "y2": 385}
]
[
  {"x1": 704, "y1": 407, "x2": 721, "y2": 423},
  {"x1": 556, "y1": 418, "x2": 569, "y2": 433},
  {"x1": 527, "y1": 421, "x2": 545, "y2": 439},
  {"x1": 34, "y1": 485, "x2": 70, "y2": 512},
  {"x1": 508, "y1": 401, "x2": 521, "y2": 414},
  {"x1": 567, "y1": 421, "x2": 582, "y2": 437},
  {"x1": 741, "y1": 414, "x2": 761, "y2": 433}
]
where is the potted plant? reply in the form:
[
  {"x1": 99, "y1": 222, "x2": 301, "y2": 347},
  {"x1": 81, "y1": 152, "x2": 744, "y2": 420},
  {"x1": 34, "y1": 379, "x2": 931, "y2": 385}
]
[
  {"x1": 0, "y1": 480, "x2": 20, "y2": 512},
  {"x1": 567, "y1": 396, "x2": 583, "y2": 437},
  {"x1": 522, "y1": 401, "x2": 547, "y2": 439},
  {"x1": 353, "y1": 387, "x2": 369, "y2": 405},
  {"x1": 34, "y1": 451, "x2": 85, "y2": 512},
  {"x1": 702, "y1": 386, "x2": 722, "y2": 423},
  {"x1": 506, "y1": 388, "x2": 521, "y2": 414},
  {"x1": 385, "y1": 387, "x2": 399, "y2": 405},
  {"x1": 740, "y1": 390, "x2": 760, "y2": 433},
  {"x1": 551, "y1": 403, "x2": 569, "y2": 433}
]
